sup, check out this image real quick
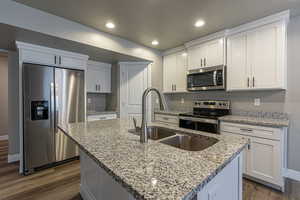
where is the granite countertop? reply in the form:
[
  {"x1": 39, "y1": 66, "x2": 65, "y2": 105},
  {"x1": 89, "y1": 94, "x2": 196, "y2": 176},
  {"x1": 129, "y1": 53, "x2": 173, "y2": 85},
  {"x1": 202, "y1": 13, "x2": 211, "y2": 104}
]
[
  {"x1": 154, "y1": 110, "x2": 182, "y2": 116},
  {"x1": 219, "y1": 115, "x2": 289, "y2": 128},
  {"x1": 59, "y1": 119, "x2": 248, "y2": 200},
  {"x1": 87, "y1": 111, "x2": 118, "y2": 116}
]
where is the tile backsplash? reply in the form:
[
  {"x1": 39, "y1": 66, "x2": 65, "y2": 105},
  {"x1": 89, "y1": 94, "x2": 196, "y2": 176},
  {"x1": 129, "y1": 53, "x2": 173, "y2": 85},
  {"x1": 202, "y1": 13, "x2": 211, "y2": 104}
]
[{"x1": 87, "y1": 93, "x2": 107, "y2": 112}]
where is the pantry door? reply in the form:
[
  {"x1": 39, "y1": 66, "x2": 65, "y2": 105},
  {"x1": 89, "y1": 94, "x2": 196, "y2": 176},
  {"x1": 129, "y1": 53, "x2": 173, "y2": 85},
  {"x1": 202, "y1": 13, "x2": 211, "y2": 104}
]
[{"x1": 119, "y1": 62, "x2": 151, "y2": 128}]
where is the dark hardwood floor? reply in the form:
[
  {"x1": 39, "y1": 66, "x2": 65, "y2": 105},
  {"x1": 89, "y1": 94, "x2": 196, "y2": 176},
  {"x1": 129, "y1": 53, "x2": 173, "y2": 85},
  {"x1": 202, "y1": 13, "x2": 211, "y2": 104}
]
[{"x1": 0, "y1": 139, "x2": 299, "y2": 200}]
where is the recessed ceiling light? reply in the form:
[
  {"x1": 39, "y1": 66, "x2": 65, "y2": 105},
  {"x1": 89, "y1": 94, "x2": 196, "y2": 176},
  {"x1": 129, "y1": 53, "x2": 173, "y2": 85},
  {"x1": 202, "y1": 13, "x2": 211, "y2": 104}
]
[
  {"x1": 194, "y1": 20, "x2": 205, "y2": 27},
  {"x1": 152, "y1": 40, "x2": 159, "y2": 46},
  {"x1": 106, "y1": 22, "x2": 115, "y2": 29}
]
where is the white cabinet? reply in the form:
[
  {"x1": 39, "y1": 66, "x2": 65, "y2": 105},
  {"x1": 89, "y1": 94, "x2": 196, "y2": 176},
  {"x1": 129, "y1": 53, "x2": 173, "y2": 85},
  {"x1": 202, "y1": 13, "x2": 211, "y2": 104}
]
[
  {"x1": 220, "y1": 122, "x2": 286, "y2": 190},
  {"x1": 197, "y1": 154, "x2": 242, "y2": 200},
  {"x1": 86, "y1": 61, "x2": 111, "y2": 93},
  {"x1": 163, "y1": 50, "x2": 187, "y2": 93},
  {"x1": 247, "y1": 137, "x2": 281, "y2": 185},
  {"x1": 21, "y1": 49, "x2": 57, "y2": 66},
  {"x1": 187, "y1": 38, "x2": 225, "y2": 70},
  {"x1": 227, "y1": 22, "x2": 287, "y2": 91},
  {"x1": 154, "y1": 113, "x2": 179, "y2": 126},
  {"x1": 16, "y1": 41, "x2": 89, "y2": 70}
]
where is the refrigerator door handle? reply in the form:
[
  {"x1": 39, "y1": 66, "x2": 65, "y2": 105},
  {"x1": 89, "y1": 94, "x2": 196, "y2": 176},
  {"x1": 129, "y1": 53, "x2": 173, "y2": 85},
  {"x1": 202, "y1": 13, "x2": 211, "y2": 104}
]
[{"x1": 50, "y1": 82, "x2": 56, "y2": 161}]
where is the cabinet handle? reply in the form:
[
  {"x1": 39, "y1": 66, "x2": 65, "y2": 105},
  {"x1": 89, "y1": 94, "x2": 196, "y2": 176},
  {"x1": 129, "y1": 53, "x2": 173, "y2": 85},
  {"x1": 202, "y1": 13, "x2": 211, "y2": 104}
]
[
  {"x1": 253, "y1": 77, "x2": 255, "y2": 88},
  {"x1": 200, "y1": 59, "x2": 203, "y2": 67},
  {"x1": 247, "y1": 77, "x2": 250, "y2": 88},
  {"x1": 54, "y1": 56, "x2": 57, "y2": 64},
  {"x1": 240, "y1": 128, "x2": 253, "y2": 132},
  {"x1": 59, "y1": 56, "x2": 62, "y2": 65},
  {"x1": 99, "y1": 84, "x2": 101, "y2": 92},
  {"x1": 204, "y1": 58, "x2": 206, "y2": 66},
  {"x1": 95, "y1": 85, "x2": 98, "y2": 91},
  {"x1": 174, "y1": 85, "x2": 176, "y2": 91},
  {"x1": 248, "y1": 139, "x2": 251, "y2": 150},
  {"x1": 172, "y1": 84, "x2": 174, "y2": 91}
]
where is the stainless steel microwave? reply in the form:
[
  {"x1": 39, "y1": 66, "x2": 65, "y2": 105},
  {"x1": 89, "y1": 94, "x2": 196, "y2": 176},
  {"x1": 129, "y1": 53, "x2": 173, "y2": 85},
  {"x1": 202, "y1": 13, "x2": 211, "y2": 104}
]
[{"x1": 187, "y1": 65, "x2": 226, "y2": 91}]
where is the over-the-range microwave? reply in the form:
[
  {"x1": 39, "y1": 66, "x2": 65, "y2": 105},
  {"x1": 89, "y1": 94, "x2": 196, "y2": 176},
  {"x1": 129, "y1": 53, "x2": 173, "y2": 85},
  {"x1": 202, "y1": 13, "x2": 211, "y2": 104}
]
[{"x1": 187, "y1": 65, "x2": 226, "y2": 91}]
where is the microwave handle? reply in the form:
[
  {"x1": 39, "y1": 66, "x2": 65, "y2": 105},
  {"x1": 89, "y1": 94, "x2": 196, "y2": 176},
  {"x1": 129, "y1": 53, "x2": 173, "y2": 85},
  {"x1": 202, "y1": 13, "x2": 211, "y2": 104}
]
[{"x1": 213, "y1": 71, "x2": 217, "y2": 86}]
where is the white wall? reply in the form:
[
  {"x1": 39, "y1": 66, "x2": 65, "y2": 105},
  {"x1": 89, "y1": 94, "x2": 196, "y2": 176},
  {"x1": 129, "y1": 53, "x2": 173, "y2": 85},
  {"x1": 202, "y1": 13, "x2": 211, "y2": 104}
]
[{"x1": 0, "y1": 54, "x2": 8, "y2": 137}]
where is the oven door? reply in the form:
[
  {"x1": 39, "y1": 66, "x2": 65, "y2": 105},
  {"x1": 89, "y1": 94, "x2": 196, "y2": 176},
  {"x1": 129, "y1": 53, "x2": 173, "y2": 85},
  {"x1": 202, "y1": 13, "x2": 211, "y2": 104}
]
[
  {"x1": 179, "y1": 117, "x2": 219, "y2": 134},
  {"x1": 187, "y1": 66, "x2": 225, "y2": 91}
]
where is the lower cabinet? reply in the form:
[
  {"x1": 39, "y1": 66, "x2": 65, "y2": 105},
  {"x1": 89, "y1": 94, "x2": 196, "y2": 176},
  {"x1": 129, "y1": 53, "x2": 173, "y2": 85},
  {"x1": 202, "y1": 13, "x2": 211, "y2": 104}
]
[
  {"x1": 154, "y1": 113, "x2": 179, "y2": 127},
  {"x1": 197, "y1": 154, "x2": 242, "y2": 200},
  {"x1": 220, "y1": 122, "x2": 286, "y2": 191}
]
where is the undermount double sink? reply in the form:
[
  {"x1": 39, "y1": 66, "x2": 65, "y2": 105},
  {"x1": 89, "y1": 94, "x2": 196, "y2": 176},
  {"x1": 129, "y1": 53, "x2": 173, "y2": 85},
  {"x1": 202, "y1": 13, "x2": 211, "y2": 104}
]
[{"x1": 128, "y1": 126, "x2": 218, "y2": 151}]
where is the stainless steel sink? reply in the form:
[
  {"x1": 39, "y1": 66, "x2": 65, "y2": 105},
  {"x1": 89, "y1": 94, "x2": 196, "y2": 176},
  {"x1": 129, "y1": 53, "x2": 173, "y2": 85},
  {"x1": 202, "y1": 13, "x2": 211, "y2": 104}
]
[
  {"x1": 128, "y1": 126, "x2": 176, "y2": 140},
  {"x1": 160, "y1": 134, "x2": 219, "y2": 151}
]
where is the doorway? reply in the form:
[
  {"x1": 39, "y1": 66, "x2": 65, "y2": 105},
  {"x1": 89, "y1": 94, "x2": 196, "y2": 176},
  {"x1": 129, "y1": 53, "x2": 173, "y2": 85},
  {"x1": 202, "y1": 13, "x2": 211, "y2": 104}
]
[{"x1": 119, "y1": 62, "x2": 151, "y2": 129}]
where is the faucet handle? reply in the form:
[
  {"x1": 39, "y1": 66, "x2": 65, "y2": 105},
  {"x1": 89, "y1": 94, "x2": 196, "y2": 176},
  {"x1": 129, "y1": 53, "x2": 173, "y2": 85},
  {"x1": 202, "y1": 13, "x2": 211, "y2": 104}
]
[{"x1": 132, "y1": 117, "x2": 140, "y2": 132}]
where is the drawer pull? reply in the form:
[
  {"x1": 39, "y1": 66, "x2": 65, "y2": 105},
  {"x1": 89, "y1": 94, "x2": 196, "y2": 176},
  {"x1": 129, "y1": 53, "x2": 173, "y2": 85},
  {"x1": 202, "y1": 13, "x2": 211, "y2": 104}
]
[
  {"x1": 162, "y1": 117, "x2": 169, "y2": 121},
  {"x1": 240, "y1": 128, "x2": 253, "y2": 132}
]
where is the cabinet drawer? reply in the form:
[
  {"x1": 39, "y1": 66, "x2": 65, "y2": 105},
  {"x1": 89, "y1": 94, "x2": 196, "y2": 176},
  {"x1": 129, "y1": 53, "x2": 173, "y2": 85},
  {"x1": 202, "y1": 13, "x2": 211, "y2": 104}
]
[
  {"x1": 88, "y1": 114, "x2": 117, "y2": 121},
  {"x1": 154, "y1": 114, "x2": 179, "y2": 125},
  {"x1": 220, "y1": 122, "x2": 281, "y2": 140}
]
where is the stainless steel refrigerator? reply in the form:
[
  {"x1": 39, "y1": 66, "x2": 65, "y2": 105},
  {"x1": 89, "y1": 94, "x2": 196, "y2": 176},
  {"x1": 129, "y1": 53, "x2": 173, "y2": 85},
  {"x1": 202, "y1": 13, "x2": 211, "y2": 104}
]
[{"x1": 23, "y1": 63, "x2": 85, "y2": 174}]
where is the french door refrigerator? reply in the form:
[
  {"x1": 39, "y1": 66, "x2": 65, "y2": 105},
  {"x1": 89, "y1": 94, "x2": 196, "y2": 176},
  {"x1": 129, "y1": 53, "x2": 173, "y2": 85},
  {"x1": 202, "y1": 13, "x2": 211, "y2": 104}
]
[{"x1": 23, "y1": 63, "x2": 85, "y2": 174}]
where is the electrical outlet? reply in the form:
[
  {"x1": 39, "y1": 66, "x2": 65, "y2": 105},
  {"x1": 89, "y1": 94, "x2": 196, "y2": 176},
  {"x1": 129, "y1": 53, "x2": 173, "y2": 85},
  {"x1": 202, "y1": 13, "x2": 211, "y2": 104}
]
[
  {"x1": 87, "y1": 98, "x2": 92, "y2": 104},
  {"x1": 254, "y1": 98, "x2": 261, "y2": 106},
  {"x1": 181, "y1": 98, "x2": 185, "y2": 104}
]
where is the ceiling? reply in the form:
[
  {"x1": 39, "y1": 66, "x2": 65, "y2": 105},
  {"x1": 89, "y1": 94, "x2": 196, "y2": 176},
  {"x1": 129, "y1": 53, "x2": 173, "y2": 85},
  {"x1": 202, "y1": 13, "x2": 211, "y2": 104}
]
[
  {"x1": 15, "y1": 0, "x2": 300, "y2": 50},
  {"x1": 0, "y1": 23, "x2": 146, "y2": 63}
]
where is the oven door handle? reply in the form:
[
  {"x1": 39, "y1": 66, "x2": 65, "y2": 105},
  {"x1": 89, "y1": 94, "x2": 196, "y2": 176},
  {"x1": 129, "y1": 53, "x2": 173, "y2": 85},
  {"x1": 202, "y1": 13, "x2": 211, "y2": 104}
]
[
  {"x1": 179, "y1": 117, "x2": 218, "y2": 124},
  {"x1": 213, "y1": 71, "x2": 217, "y2": 86}
]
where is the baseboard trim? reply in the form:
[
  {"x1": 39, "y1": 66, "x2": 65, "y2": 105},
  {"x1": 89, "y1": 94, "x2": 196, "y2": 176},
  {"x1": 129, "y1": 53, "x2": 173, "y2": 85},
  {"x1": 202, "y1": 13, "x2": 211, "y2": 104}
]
[
  {"x1": 0, "y1": 135, "x2": 8, "y2": 141},
  {"x1": 284, "y1": 168, "x2": 300, "y2": 182},
  {"x1": 8, "y1": 153, "x2": 20, "y2": 163}
]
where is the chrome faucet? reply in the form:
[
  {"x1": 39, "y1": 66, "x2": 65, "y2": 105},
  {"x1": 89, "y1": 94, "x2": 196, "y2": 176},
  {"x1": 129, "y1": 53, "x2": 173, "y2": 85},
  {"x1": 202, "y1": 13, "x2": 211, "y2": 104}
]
[{"x1": 140, "y1": 87, "x2": 167, "y2": 143}]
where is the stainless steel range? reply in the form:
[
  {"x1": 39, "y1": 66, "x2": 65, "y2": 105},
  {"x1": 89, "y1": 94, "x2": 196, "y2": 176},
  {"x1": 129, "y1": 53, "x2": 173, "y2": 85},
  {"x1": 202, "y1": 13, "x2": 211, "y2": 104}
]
[{"x1": 179, "y1": 100, "x2": 230, "y2": 134}]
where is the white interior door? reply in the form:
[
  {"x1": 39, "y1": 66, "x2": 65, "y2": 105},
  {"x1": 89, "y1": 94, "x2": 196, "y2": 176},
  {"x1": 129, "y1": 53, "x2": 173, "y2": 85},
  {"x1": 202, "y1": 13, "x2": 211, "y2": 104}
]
[{"x1": 119, "y1": 63, "x2": 150, "y2": 129}]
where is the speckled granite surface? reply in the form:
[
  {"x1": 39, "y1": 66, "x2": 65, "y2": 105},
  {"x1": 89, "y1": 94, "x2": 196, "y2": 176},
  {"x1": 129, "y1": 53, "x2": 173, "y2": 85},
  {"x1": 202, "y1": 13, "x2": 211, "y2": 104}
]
[
  {"x1": 59, "y1": 119, "x2": 248, "y2": 200},
  {"x1": 154, "y1": 110, "x2": 181, "y2": 116},
  {"x1": 219, "y1": 114, "x2": 289, "y2": 128}
]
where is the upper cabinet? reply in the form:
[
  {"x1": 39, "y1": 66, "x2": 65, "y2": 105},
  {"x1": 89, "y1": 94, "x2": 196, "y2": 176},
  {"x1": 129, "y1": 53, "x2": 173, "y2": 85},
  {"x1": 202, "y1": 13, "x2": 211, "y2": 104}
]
[
  {"x1": 16, "y1": 41, "x2": 89, "y2": 70},
  {"x1": 227, "y1": 21, "x2": 287, "y2": 91},
  {"x1": 86, "y1": 61, "x2": 111, "y2": 93},
  {"x1": 163, "y1": 50, "x2": 187, "y2": 93},
  {"x1": 187, "y1": 38, "x2": 225, "y2": 70}
]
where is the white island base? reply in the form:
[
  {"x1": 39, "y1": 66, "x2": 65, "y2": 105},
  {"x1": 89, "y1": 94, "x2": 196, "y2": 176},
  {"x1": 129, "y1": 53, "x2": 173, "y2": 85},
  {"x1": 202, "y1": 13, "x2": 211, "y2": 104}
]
[{"x1": 79, "y1": 150, "x2": 243, "y2": 200}]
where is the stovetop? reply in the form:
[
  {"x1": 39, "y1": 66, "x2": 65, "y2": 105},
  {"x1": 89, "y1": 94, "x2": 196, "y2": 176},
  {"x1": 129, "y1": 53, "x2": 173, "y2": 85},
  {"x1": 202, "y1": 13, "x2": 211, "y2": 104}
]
[{"x1": 179, "y1": 100, "x2": 231, "y2": 119}]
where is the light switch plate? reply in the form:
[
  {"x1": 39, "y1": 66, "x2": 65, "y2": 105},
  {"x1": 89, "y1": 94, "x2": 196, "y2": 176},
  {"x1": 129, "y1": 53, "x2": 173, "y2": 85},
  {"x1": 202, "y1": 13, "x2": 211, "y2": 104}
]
[{"x1": 254, "y1": 98, "x2": 261, "y2": 106}]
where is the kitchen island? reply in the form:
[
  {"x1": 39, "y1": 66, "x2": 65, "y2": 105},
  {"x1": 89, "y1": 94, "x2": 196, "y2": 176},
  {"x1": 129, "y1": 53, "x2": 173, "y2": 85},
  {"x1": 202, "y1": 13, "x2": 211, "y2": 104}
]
[{"x1": 59, "y1": 119, "x2": 248, "y2": 200}]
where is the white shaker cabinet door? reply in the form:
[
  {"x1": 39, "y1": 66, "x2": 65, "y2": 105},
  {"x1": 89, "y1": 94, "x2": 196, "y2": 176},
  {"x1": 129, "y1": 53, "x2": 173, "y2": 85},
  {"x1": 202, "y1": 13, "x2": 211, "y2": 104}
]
[
  {"x1": 163, "y1": 53, "x2": 177, "y2": 92},
  {"x1": 175, "y1": 51, "x2": 187, "y2": 92},
  {"x1": 227, "y1": 33, "x2": 249, "y2": 91},
  {"x1": 60, "y1": 55, "x2": 87, "y2": 70},
  {"x1": 205, "y1": 38, "x2": 224, "y2": 67},
  {"x1": 187, "y1": 45, "x2": 203, "y2": 70},
  {"x1": 21, "y1": 49, "x2": 56, "y2": 66},
  {"x1": 248, "y1": 23, "x2": 285, "y2": 89},
  {"x1": 247, "y1": 136, "x2": 281, "y2": 186}
]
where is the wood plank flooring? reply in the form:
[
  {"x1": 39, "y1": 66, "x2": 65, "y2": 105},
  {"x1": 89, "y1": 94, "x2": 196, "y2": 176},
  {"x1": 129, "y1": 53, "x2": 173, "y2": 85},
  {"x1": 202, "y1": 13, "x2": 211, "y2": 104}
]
[{"x1": 0, "y1": 140, "x2": 299, "y2": 200}]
